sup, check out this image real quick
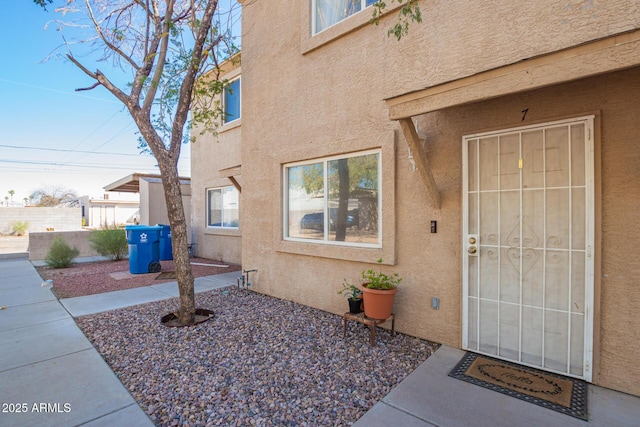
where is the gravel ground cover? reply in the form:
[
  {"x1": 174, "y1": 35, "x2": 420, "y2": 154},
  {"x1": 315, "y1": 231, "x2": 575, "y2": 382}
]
[
  {"x1": 77, "y1": 287, "x2": 440, "y2": 426},
  {"x1": 36, "y1": 258, "x2": 242, "y2": 299}
]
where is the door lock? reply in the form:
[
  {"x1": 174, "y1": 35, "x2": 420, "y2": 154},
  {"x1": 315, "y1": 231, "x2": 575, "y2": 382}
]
[{"x1": 467, "y1": 234, "x2": 478, "y2": 256}]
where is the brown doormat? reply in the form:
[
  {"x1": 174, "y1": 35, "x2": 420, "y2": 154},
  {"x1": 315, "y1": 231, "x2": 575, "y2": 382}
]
[
  {"x1": 448, "y1": 352, "x2": 587, "y2": 420},
  {"x1": 155, "y1": 271, "x2": 176, "y2": 280}
]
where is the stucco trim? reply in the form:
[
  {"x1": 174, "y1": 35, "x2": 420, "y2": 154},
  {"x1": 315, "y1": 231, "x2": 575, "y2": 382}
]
[
  {"x1": 204, "y1": 227, "x2": 241, "y2": 237},
  {"x1": 219, "y1": 118, "x2": 241, "y2": 133},
  {"x1": 385, "y1": 29, "x2": 640, "y2": 120},
  {"x1": 301, "y1": 3, "x2": 403, "y2": 54},
  {"x1": 399, "y1": 118, "x2": 441, "y2": 209}
]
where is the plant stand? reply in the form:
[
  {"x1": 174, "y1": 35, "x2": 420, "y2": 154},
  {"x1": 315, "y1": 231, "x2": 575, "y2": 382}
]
[{"x1": 343, "y1": 312, "x2": 395, "y2": 346}]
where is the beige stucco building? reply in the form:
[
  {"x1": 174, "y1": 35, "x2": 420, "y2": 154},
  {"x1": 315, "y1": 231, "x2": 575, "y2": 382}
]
[
  {"x1": 191, "y1": 1, "x2": 640, "y2": 397},
  {"x1": 191, "y1": 58, "x2": 242, "y2": 263}
]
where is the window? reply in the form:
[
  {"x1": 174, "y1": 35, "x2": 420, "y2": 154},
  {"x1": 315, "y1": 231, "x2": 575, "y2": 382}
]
[
  {"x1": 284, "y1": 150, "x2": 380, "y2": 246},
  {"x1": 207, "y1": 187, "x2": 239, "y2": 228},
  {"x1": 313, "y1": 0, "x2": 377, "y2": 34},
  {"x1": 223, "y1": 78, "x2": 241, "y2": 124}
]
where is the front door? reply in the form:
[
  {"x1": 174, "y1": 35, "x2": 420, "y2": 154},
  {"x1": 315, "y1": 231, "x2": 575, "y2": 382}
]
[{"x1": 462, "y1": 116, "x2": 595, "y2": 381}]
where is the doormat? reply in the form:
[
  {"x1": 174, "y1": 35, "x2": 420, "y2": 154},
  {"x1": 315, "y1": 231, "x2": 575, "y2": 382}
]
[
  {"x1": 448, "y1": 352, "x2": 588, "y2": 420},
  {"x1": 156, "y1": 271, "x2": 176, "y2": 280}
]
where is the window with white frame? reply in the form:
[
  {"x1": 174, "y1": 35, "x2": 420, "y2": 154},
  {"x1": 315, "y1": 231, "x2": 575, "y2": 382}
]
[
  {"x1": 207, "y1": 186, "x2": 239, "y2": 228},
  {"x1": 284, "y1": 150, "x2": 381, "y2": 246},
  {"x1": 223, "y1": 78, "x2": 241, "y2": 124},
  {"x1": 313, "y1": 0, "x2": 377, "y2": 34}
]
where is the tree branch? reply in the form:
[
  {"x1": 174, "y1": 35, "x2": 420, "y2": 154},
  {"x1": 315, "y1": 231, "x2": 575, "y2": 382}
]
[
  {"x1": 66, "y1": 53, "x2": 131, "y2": 107},
  {"x1": 169, "y1": 0, "x2": 218, "y2": 159},
  {"x1": 75, "y1": 82, "x2": 101, "y2": 91},
  {"x1": 83, "y1": 0, "x2": 140, "y2": 70},
  {"x1": 141, "y1": 0, "x2": 176, "y2": 113}
]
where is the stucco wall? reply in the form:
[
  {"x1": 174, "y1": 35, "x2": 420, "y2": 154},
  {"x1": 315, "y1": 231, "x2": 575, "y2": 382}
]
[
  {"x1": 298, "y1": 0, "x2": 640, "y2": 99},
  {"x1": 0, "y1": 207, "x2": 82, "y2": 235},
  {"x1": 139, "y1": 179, "x2": 192, "y2": 231},
  {"x1": 190, "y1": 62, "x2": 242, "y2": 265},
  {"x1": 29, "y1": 230, "x2": 100, "y2": 261},
  {"x1": 236, "y1": 0, "x2": 640, "y2": 395},
  {"x1": 412, "y1": 68, "x2": 640, "y2": 395}
]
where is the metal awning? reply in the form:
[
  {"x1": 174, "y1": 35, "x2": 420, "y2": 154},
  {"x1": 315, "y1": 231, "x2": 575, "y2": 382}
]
[{"x1": 103, "y1": 173, "x2": 190, "y2": 193}]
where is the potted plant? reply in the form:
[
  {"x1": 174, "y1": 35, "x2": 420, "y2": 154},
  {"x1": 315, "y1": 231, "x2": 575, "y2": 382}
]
[
  {"x1": 338, "y1": 279, "x2": 363, "y2": 314},
  {"x1": 360, "y1": 258, "x2": 401, "y2": 320}
]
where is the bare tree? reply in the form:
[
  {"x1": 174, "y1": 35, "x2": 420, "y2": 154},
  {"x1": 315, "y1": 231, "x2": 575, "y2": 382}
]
[
  {"x1": 34, "y1": 0, "x2": 239, "y2": 325},
  {"x1": 32, "y1": 0, "x2": 415, "y2": 325},
  {"x1": 30, "y1": 186, "x2": 78, "y2": 207}
]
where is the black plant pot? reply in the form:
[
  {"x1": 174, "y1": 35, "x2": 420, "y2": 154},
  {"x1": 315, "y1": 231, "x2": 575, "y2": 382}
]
[{"x1": 348, "y1": 298, "x2": 363, "y2": 314}]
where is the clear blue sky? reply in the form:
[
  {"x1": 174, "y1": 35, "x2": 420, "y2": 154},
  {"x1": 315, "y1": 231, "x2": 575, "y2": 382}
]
[{"x1": 0, "y1": 1, "x2": 238, "y2": 203}]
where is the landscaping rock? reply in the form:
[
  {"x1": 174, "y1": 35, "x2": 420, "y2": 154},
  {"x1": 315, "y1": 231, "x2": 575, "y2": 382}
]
[{"x1": 76, "y1": 288, "x2": 439, "y2": 426}]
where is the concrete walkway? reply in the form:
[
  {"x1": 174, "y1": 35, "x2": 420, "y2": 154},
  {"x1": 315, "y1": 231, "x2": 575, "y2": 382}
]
[
  {"x1": 0, "y1": 258, "x2": 154, "y2": 427},
  {"x1": 2, "y1": 258, "x2": 640, "y2": 426},
  {"x1": 0, "y1": 258, "x2": 236, "y2": 427},
  {"x1": 59, "y1": 272, "x2": 240, "y2": 317},
  {"x1": 0, "y1": 235, "x2": 29, "y2": 260}
]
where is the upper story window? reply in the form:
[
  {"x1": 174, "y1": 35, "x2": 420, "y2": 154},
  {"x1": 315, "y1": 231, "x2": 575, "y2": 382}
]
[
  {"x1": 223, "y1": 77, "x2": 241, "y2": 124},
  {"x1": 284, "y1": 150, "x2": 381, "y2": 247},
  {"x1": 313, "y1": 0, "x2": 377, "y2": 34},
  {"x1": 207, "y1": 186, "x2": 239, "y2": 228}
]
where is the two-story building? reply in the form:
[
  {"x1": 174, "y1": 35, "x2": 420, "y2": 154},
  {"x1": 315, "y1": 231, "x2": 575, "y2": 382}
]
[
  {"x1": 191, "y1": 56, "x2": 242, "y2": 263},
  {"x1": 191, "y1": 1, "x2": 640, "y2": 397}
]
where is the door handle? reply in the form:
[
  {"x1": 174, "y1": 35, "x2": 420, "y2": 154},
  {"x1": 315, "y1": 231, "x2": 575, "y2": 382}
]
[{"x1": 468, "y1": 246, "x2": 477, "y2": 254}]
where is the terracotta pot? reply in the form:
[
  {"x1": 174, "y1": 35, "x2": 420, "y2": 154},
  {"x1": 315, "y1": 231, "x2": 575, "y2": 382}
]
[{"x1": 361, "y1": 284, "x2": 397, "y2": 320}]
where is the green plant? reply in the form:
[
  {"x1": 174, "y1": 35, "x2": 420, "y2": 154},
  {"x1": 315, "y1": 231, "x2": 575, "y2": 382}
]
[
  {"x1": 11, "y1": 221, "x2": 29, "y2": 236},
  {"x1": 361, "y1": 258, "x2": 402, "y2": 290},
  {"x1": 89, "y1": 226, "x2": 128, "y2": 261},
  {"x1": 45, "y1": 237, "x2": 79, "y2": 268},
  {"x1": 337, "y1": 279, "x2": 362, "y2": 301},
  {"x1": 370, "y1": 0, "x2": 422, "y2": 41}
]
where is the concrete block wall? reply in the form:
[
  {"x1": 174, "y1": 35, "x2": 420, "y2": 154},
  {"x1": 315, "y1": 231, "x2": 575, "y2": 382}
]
[
  {"x1": 29, "y1": 230, "x2": 100, "y2": 261},
  {"x1": 0, "y1": 207, "x2": 82, "y2": 235}
]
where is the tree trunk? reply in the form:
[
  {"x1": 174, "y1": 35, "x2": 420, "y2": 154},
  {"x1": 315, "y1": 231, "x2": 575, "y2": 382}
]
[
  {"x1": 335, "y1": 158, "x2": 350, "y2": 241},
  {"x1": 157, "y1": 157, "x2": 196, "y2": 325}
]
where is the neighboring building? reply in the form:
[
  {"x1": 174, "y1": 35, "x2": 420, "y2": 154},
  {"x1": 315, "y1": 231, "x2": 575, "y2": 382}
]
[
  {"x1": 192, "y1": 1, "x2": 640, "y2": 397},
  {"x1": 190, "y1": 56, "x2": 242, "y2": 264},
  {"x1": 78, "y1": 194, "x2": 140, "y2": 228},
  {"x1": 104, "y1": 173, "x2": 192, "y2": 235}
]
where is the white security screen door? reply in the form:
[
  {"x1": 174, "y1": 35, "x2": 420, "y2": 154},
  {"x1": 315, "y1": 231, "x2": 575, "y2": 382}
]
[{"x1": 462, "y1": 116, "x2": 594, "y2": 381}]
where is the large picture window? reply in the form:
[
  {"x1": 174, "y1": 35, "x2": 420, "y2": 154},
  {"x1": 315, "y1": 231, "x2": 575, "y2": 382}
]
[
  {"x1": 207, "y1": 187, "x2": 239, "y2": 228},
  {"x1": 284, "y1": 150, "x2": 380, "y2": 246},
  {"x1": 313, "y1": 0, "x2": 377, "y2": 34},
  {"x1": 223, "y1": 78, "x2": 241, "y2": 124}
]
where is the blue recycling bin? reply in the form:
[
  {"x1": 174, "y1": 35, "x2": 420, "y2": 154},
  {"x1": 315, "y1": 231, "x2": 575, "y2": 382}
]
[
  {"x1": 125, "y1": 225, "x2": 162, "y2": 274},
  {"x1": 156, "y1": 224, "x2": 173, "y2": 261}
]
